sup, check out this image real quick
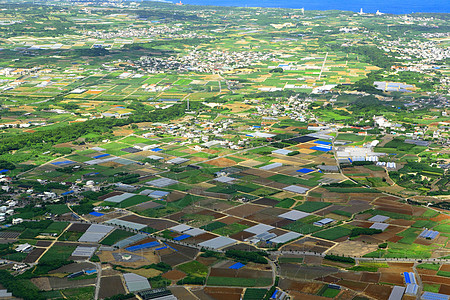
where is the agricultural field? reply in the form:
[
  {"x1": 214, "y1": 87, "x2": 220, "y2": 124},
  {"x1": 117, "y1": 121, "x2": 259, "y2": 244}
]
[{"x1": 0, "y1": 1, "x2": 448, "y2": 300}]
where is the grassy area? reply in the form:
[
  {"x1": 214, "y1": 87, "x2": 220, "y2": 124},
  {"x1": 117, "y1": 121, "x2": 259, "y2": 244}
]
[
  {"x1": 348, "y1": 262, "x2": 389, "y2": 272},
  {"x1": 312, "y1": 226, "x2": 352, "y2": 241},
  {"x1": 332, "y1": 210, "x2": 353, "y2": 217},
  {"x1": 43, "y1": 222, "x2": 69, "y2": 235},
  {"x1": 275, "y1": 198, "x2": 295, "y2": 208},
  {"x1": 40, "y1": 244, "x2": 77, "y2": 263},
  {"x1": 278, "y1": 257, "x2": 303, "y2": 263},
  {"x1": 417, "y1": 263, "x2": 440, "y2": 271},
  {"x1": 59, "y1": 231, "x2": 83, "y2": 242},
  {"x1": 100, "y1": 229, "x2": 134, "y2": 246},
  {"x1": 423, "y1": 283, "x2": 441, "y2": 293},
  {"x1": 207, "y1": 276, "x2": 272, "y2": 287},
  {"x1": 282, "y1": 220, "x2": 321, "y2": 235},
  {"x1": 412, "y1": 220, "x2": 437, "y2": 228},
  {"x1": 319, "y1": 287, "x2": 341, "y2": 298},
  {"x1": 384, "y1": 243, "x2": 432, "y2": 259},
  {"x1": 47, "y1": 204, "x2": 71, "y2": 215},
  {"x1": 437, "y1": 270, "x2": 450, "y2": 277},
  {"x1": 294, "y1": 201, "x2": 331, "y2": 213},
  {"x1": 243, "y1": 289, "x2": 268, "y2": 300},
  {"x1": 212, "y1": 223, "x2": 249, "y2": 236},
  {"x1": 109, "y1": 195, "x2": 151, "y2": 208},
  {"x1": 397, "y1": 228, "x2": 420, "y2": 244},
  {"x1": 177, "y1": 261, "x2": 208, "y2": 277},
  {"x1": 60, "y1": 286, "x2": 95, "y2": 300},
  {"x1": 369, "y1": 209, "x2": 413, "y2": 220},
  {"x1": 201, "y1": 221, "x2": 227, "y2": 231}
]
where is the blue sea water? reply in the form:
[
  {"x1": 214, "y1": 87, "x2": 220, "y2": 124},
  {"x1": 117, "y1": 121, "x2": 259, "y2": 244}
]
[{"x1": 177, "y1": 0, "x2": 450, "y2": 14}]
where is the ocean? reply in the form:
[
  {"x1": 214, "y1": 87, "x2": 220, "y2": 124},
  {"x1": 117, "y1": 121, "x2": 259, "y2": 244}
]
[{"x1": 177, "y1": 0, "x2": 450, "y2": 14}]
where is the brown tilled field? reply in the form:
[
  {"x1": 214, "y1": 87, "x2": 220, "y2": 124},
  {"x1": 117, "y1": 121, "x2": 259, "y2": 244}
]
[
  {"x1": 24, "y1": 248, "x2": 46, "y2": 263},
  {"x1": 204, "y1": 287, "x2": 243, "y2": 300},
  {"x1": 363, "y1": 284, "x2": 392, "y2": 300},
  {"x1": 169, "y1": 287, "x2": 198, "y2": 300},
  {"x1": 67, "y1": 223, "x2": 90, "y2": 232},
  {"x1": 338, "y1": 279, "x2": 368, "y2": 291},
  {"x1": 205, "y1": 158, "x2": 237, "y2": 167},
  {"x1": 279, "y1": 278, "x2": 323, "y2": 294},
  {"x1": 99, "y1": 276, "x2": 126, "y2": 299},
  {"x1": 163, "y1": 270, "x2": 187, "y2": 281},
  {"x1": 225, "y1": 203, "x2": 266, "y2": 218},
  {"x1": 360, "y1": 272, "x2": 380, "y2": 283}
]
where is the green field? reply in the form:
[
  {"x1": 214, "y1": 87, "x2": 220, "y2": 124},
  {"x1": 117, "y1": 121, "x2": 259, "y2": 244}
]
[
  {"x1": 294, "y1": 201, "x2": 331, "y2": 213},
  {"x1": 312, "y1": 226, "x2": 352, "y2": 241},
  {"x1": 207, "y1": 276, "x2": 272, "y2": 287},
  {"x1": 100, "y1": 229, "x2": 134, "y2": 246}
]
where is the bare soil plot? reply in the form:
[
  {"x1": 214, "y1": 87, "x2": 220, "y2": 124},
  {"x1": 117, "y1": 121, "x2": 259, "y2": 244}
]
[
  {"x1": 440, "y1": 264, "x2": 450, "y2": 272},
  {"x1": 162, "y1": 270, "x2": 186, "y2": 281},
  {"x1": 67, "y1": 223, "x2": 90, "y2": 232},
  {"x1": 225, "y1": 204, "x2": 266, "y2": 218},
  {"x1": 216, "y1": 216, "x2": 241, "y2": 225},
  {"x1": 35, "y1": 240, "x2": 52, "y2": 247},
  {"x1": 360, "y1": 272, "x2": 380, "y2": 283},
  {"x1": 252, "y1": 198, "x2": 280, "y2": 207},
  {"x1": 364, "y1": 284, "x2": 392, "y2": 300},
  {"x1": 169, "y1": 287, "x2": 198, "y2": 300},
  {"x1": 338, "y1": 279, "x2": 368, "y2": 291},
  {"x1": 279, "y1": 278, "x2": 323, "y2": 294},
  {"x1": 24, "y1": 248, "x2": 46, "y2": 263},
  {"x1": 99, "y1": 276, "x2": 126, "y2": 299},
  {"x1": 204, "y1": 287, "x2": 243, "y2": 300}
]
